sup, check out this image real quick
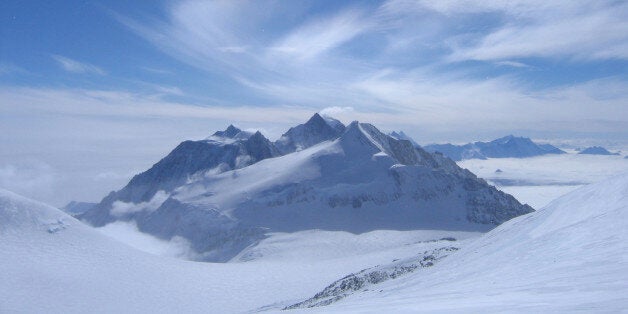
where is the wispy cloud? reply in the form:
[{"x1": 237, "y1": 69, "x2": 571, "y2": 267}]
[
  {"x1": 0, "y1": 86, "x2": 315, "y2": 124},
  {"x1": 52, "y1": 55, "x2": 106, "y2": 75},
  {"x1": 104, "y1": 0, "x2": 628, "y2": 136},
  {"x1": 495, "y1": 61, "x2": 530, "y2": 68},
  {"x1": 403, "y1": 0, "x2": 628, "y2": 62},
  {"x1": 113, "y1": 0, "x2": 628, "y2": 108},
  {"x1": 270, "y1": 8, "x2": 370, "y2": 60},
  {"x1": 0, "y1": 63, "x2": 29, "y2": 76},
  {"x1": 140, "y1": 66, "x2": 173, "y2": 75}
]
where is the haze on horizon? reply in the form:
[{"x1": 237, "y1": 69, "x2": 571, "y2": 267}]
[{"x1": 1, "y1": 0, "x2": 627, "y2": 206}]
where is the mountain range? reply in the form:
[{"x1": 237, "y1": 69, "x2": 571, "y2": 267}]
[
  {"x1": 80, "y1": 114, "x2": 533, "y2": 261},
  {"x1": 423, "y1": 135, "x2": 565, "y2": 161}
]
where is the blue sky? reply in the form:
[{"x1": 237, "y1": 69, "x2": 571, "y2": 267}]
[{"x1": 1, "y1": 0, "x2": 627, "y2": 205}]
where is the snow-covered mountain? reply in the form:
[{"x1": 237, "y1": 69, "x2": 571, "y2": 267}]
[
  {"x1": 81, "y1": 125, "x2": 279, "y2": 227},
  {"x1": 291, "y1": 172, "x2": 628, "y2": 312},
  {"x1": 578, "y1": 146, "x2": 620, "y2": 155},
  {"x1": 424, "y1": 135, "x2": 566, "y2": 161},
  {"x1": 80, "y1": 115, "x2": 533, "y2": 261}
]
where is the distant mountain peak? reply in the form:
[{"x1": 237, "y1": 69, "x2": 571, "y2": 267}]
[
  {"x1": 490, "y1": 135, "x2": 530, "y2": 145},
  {"x1": 251, "y1": 130, "x2": 264, "y2": 138},
  {"x1": 578, "y1": 146, "x2": 619, "y2": 155},
  {"x1": 212, "y1": 124, "x2": 242, "y2": 138},
  {"x1": 307, "y1": 112, "x2": 325, "y2": 124}
]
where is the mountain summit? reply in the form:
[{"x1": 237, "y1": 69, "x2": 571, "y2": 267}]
[
  {"x1": 578, "y1": 146, "x2": 620, "y2": 155},
  {"x1": 275, "y1": 113, "x2": 345, "y2": 154},
  {"x1": 81, "y1": 115, "x2": 533, "y2": 261}
]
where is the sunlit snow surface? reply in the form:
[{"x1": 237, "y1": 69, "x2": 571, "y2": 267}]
[
  {"x1": 284, "y1": 172, "x2": 628, "y2": 312},
  {"x1": 458, "y1": 153, "x2": 628, "y2": 208}
]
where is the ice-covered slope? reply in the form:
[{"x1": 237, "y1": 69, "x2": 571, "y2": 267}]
[
  {"x1": 81, "y1": 125, "x2": 279, "y2": 227},
  {"x1": 424, "y1": 135, "x2": 565, "y2": 161},
  {"x1": 81, "y1": 120, "x2": 532, "y2": 262},
  {"x1": 312, "y1": 172, "x2": 628, "y2": 312}
]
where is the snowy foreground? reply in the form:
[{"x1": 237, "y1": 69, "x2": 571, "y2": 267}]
[
  {"x1": 308, "y1": 172, "x2": 628, "y2": 313},
  {"x1": 2, "y1": 173, "x2": 628, "y2": 313}
]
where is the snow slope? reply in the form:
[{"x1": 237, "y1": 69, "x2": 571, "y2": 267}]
[
  {"x1": 297, "y1": 172, "x2": 628, "y2": 312},
  {"x1": 0, "y1": 188, "x2": 481, "y2": 313}
]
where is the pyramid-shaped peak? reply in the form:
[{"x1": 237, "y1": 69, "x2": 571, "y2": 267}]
[
  {"x1": 306, "y1": 112, "x2": 326, "y2": 124},
  {"x1": 249, "y1": 130, "x2": 267, "y2": 140},
  {"x1": 213, "y1": 124, "x2": 243, "y2": 138},
  {"x1": 274, "y1": 114, "x2": 346, "y2": 154},
  {"x1": 226, "y1": 124, "x2": 240, "y2": 133},
  {"x1": 306, "y1": 113, "x2": 345, "y2": 132}
]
